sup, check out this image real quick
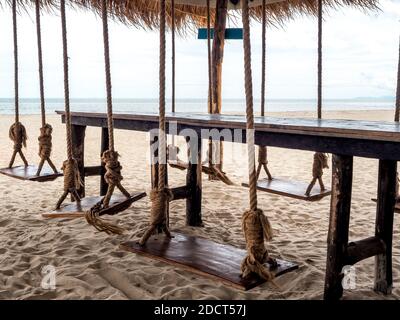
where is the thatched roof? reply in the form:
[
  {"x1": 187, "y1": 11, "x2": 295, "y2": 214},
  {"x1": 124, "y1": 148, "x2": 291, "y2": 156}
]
[{"x1": 6, "y1": 0, "x2": 379, "y2": 30}]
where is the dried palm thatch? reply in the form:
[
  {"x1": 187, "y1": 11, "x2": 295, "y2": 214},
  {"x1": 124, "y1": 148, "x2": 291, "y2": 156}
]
[{"x1": 3, "y1": 0, "x2": 379, "y2": 31}]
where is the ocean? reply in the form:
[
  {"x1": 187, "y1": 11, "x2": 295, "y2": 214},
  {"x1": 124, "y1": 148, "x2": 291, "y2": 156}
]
[{"x1": 0, "y1": 98, "x2": 395, "y2": 115}]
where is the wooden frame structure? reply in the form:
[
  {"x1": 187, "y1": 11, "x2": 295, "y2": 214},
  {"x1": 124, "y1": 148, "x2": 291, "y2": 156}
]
[{"x1": 57, "y1": 110, "x2": 399, "y2": 299}]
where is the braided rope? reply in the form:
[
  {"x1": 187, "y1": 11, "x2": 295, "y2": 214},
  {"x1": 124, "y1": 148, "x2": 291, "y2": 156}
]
[
  {"x1": 207, "y1": 0, "x2": 213, "y2": 114},
  {"x1": 171, "y1": 0, "x2": 176, "y2": 114},
  {"x1": 61, "y1": 0, "x2": 73, "y2": 160},
  {"x1": 395, "y1": 36, "x2": 400, "y2": 122},
  {"x1": 12, "y1": 0, "x2": 19, "y2": 124},
  {"x1": 35, "y1": 0, "x2": 46, "y2": 127},
  {"x1": 102, "y1": 0, "x2": 115, "y2": 152},
  {"x1": 158, "y1": 0, "x2": 167, "y2": 191},
  {"x1": 317, "y1": 0, "x2": 322, "y2": 120},
  {"x1": 261, "y1": 0, "x2": 266, "y2": 117},
  {"x1": 242, "y1": 0, "x2": 257, "y2": 212}
]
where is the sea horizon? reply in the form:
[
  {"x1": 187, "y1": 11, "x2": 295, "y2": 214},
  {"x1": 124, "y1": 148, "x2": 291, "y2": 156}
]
[{"x1": 0, "y1": 97, "x2": 396, "y2": 115}]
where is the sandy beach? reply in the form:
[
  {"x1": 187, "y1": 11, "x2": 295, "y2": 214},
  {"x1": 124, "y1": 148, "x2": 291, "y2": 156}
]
[{"x1": 0, "y1": 109, "x2": 399, "y2": 300}]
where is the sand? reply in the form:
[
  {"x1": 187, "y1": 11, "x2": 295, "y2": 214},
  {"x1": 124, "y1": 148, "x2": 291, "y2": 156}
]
[{"x1": 0, "y1": 109, "x2": 399, "y2": 300}]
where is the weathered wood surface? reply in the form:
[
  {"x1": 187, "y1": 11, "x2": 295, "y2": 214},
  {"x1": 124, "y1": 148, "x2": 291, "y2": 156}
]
[
  {"x1": 345, "y1": 237, "x2": 386, "y2": 265},
  {"x1": 42, "y1": 192, "x2": 146, "y2": 219},
  {"x1": 372, "y1": 198, "x2": 400, "y2": 213},
  {"x1": 324, "y1": 154, "x2": 353, "y2": 300},
  {"x1": 120, "y1": 233, "x2": 298, "y2": 291},
  {"x1": 374, "y1": 160, "x2": 396, "y2": 294},
  {"x1": 57, "y1": 111, "x2": 400, "y2": 160},
  {"x1": 242, "y1": 178, "x2": 331, "y2": 201},
  {"x1": 0, "y1": 165, "x2": 62, "y2": 182}
]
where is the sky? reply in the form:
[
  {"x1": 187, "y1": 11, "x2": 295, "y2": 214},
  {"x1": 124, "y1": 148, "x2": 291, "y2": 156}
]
[{"x1": 0, "y1": 0, "x2": 399, "y2": 100}]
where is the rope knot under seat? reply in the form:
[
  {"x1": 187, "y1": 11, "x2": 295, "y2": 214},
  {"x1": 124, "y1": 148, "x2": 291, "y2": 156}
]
[
  {"x1": 61, "y1": 158, "x2": 82, "y2": 191},
  {"x1": 258, "y1": 146, "x2": 268, "y2": 165},
  {"x1": 312, "y1": 152, "x2": 329, "y2": 178},
  {"x1": 101, "y1": 150, "x2": 131, "y2": 208},
  {"x1": 241, "y1": 208, "x2": 274, "y2": 281},
  {"x1": 38, "y1": 124, "x2": 53, "y2": 159},
  {"x1": 9, "y1": 122, "x2": 27, "y2": 152},
  {"x1": 139, "y1": 188, "x2": 173, "y2": 246}
]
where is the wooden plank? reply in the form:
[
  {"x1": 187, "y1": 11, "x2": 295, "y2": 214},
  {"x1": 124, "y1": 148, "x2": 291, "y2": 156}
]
[
  {"x1": 198, "y1": 28, "x2": 243, "y2": 40},
  {"x1": 56, "y1": 111, "x2": 400, "y2": 142},
  {"x1": 324, "y1": 154, "x2": 353, "y2": 300},
  {"x1": 242, "y1": 178, "x2": 331, "y2": 202},
  {"x1": 120, "y1": 233, "x2": 298, "y2": 291},
  {"x1": 345, "y1": 236, "x2": 386, "y2": 265},
  {"x1": 0, "y1": 165, "x2": 62, "y2": 182},
  {"x1": 42, "y1": 192, "x2": 146, "y2": 219},
  {"x1": 374, "y1": 160, "x2": 396, "y2": 294}
]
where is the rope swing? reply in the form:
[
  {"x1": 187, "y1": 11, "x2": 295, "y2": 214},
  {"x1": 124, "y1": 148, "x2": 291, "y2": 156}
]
[
  {"x1": 240, "y1": 0, "x2": 275, "y2": 281},
  {"x1": 35, "y1": 0, "x2": 58, "y2": 176},
  {"x1": 140, "y1": 0, "x2": 172, "y2": 246},
  {"x1": 85, "y1": 0, "x2": 131, "y2": 234},
  {"x1": 55, "y1": 0, "x2": 82, "y2": 209},
  {"x1": 256, "y1": 0, "x2": 272, "y2": 182},
  {"x1": 305, "y1": 0, "x2": 329, "y2": 197},
  {"x1": 8, "y1": 0, "x2": 28, "y2": 169}
]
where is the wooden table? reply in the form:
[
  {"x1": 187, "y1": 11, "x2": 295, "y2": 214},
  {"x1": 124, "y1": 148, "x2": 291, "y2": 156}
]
[{"x1": 57, "y1": 111, "x2": 400, "y2": 299}]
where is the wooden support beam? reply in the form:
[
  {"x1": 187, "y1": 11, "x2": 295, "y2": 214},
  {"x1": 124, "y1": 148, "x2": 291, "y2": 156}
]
[
  {"x1": 84, "y1": 166, "x2": 102, "y2": 177},
  {"x1": 209, "y1": 0, "x2": 228, "y2": 176},
  {"x1": 170, "y1": 185, "x2": 190, "y2": 201},
  {"x1": 100, "y1": 127, "x2": 109, "y2": 196},
  {"x1": 345, "y1": 237, "x2": 386, "y2": 266},
  {"x1": 71, "y1": 125, "x2": 86, "y2": 199},
  {"x1": 374, "y1": 159, "x2": 397, "y2": 294},
  {"x1": 324, "y1": 154, "x2": 353, "y2": 300},
  {"x1": 186, "y1": 137, "x2": 203, "y2": 227}
]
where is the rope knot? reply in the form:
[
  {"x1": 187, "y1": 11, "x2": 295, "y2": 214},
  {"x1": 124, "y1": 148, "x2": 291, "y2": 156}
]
[
  {"x1": 102, "y1": 150, "x2": 123, "y2": 185},
  {"x1": 241, "y1": 208, "x2": 274, "y2": 280},
  {"x1": 61, "y1": 158, "x2": 82, "y2": 191},
  {"x1": 38, "y1": 124, "x2": 53, "y2": 159},
  {"x1": 312, "y1": 152, "x2": 329, "y2": 178},
  {"x1": 9, "y1": 122, "x2": 27, "y2": 152},
  {"x1": 258, "y1": 146, "x2": 268, "y2": 164}
]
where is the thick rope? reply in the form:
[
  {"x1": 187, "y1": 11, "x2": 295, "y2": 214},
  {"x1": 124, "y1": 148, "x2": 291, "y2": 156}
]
[
  {"x1": 395, "y1": 36, "x2": 400, "y2": 122},
  {"x1": 56, "y1": 0, "x2": 81, "y2": 209},
  {"x1": 140, "y1": 0, "x2": 171, "y2": 246},
  {"x1": 85, "y1": 201, "x2": 125, "y2": 235},
  {"x1": 12, "y1": 0, "x2": 19, "y2": 124},
  {"x1": 306, "y1": 0, "x2": 328, "y2": 196},
  {"x1": 256, "y1": 0, "x2": 272, "y2": 181},
  {"x1": 8, "y1": 122, "x2": 28, "y2": 168},
  {"x1": 207, "y1": 0, "x2": 212, "y2": 115},
  {"x1": 241, "y1": 0, "x2": 274, "y2": 281},
  {"x1": 35, "y1": 0, "x2": 57, "y2": 176},
  {"x1": 8, "y1": 1, "x2": 28, "y2": 168},
  {"x1": 305, "y1": 152, "x2": 329, "y2": 196},
  {"x1": 317, "y1": 0, "x2": 322, "y2": 120},
  {"x1": 171, "y1": 0, "x2": 176, "y2": 114}
]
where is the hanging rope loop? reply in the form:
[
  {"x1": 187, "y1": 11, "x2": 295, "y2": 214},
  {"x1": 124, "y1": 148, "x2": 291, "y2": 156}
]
[
  {"x1": 85, "y1": 200, "x2": 125, "y2": 235},
  {"x1": 38, "y1": 124, "x2": 53, "y2": 159},
  {"x1": 240, "y1": 0, "x2": 274, "y2": 281},
  {"x1": 9, "y1": 122, "x2": 27, "y2": 152},
  {"x1": 258, "y1": 146, "x2": 267, "y2": 165},
  {"x1": 61, "y1": 158, "x2": 82, "y2": 192}
]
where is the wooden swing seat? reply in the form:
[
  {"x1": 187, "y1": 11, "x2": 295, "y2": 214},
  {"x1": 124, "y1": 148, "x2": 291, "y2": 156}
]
[
  {"x1": 0, "y1": 165, "x2": 62, "y2": 182},
  {"x1": 242, "y1": 178, "x2": 331, "y2": 201},
  {"x1": 120, "y1": 232, "x2": 298, "y2": 291},
  {"x1": 42, "y1": 192, "x2": 146, "y2": 219}
]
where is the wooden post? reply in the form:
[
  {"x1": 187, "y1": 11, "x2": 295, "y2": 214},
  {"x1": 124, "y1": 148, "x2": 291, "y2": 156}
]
[
  {"x1": 100, "y1": 127, "x2": 109, "y2": 196},
  {"x1": 324, "y1": 154, "x2": 353, "y2": 300},
  {"x1": 209, "y1": 0, "x2": 228, "y2": 176},
  {"x1": 71, "y1": 125, "x2": 86, "y2": 199},
  {"x1": 186, "y1": 136, "x2": 203, "y2": 226},
  {"x1": 374, "y1": 159, "x2": 396, "y2": 294}
]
